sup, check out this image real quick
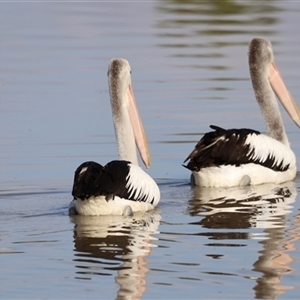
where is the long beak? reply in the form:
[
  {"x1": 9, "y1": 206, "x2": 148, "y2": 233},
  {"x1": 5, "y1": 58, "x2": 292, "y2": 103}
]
[
  {"x1": 269, "y1": 62, "x2": 300, "y2": 128},
  {"x1": 127, "y1": 83, "x2": 151, "y2": 168}
]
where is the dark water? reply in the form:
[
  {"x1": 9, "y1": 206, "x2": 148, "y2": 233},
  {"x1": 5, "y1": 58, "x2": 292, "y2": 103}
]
[{"x1": 1, "y1": 1, "x2": 300, "y2": 299}]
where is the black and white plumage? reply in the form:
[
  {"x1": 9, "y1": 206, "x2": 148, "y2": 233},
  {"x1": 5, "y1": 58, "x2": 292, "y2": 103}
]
[
  {"x1": 184, "y1": 38, "x2": 300, "y2": 187},
  {"x1": 69, "y1": 59, "x2": 160, "y2": 216}
]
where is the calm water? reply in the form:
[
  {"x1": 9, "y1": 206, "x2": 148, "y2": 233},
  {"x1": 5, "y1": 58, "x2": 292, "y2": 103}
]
[{"x1": 1, "y1": 1, "x2": 300, "y2": 299}]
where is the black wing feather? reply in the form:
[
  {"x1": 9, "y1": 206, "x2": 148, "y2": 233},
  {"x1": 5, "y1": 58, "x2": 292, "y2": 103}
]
[
  {"x1": 72, "y1": 160, "x2": 148, "y2": 202},
  {"x1": 184, "y1": 125, "x2": 289, "y2": 172}
]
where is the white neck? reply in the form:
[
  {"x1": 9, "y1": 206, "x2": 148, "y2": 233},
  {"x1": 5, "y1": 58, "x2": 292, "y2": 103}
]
[
  {"x1": 110, "y1": 89, "x2": 139, "y2": 165},
  {"x1": 250, "y1": 65, "x2": 289, "y2": 147}
]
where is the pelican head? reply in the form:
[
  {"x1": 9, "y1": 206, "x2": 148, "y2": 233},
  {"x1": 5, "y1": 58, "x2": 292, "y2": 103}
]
[
  {"x1": 107, "y1": 58, "x2": 151, "y2": 168},
  {"x1": 249, "y1": 38, "x2": 300, "y2": 130}
]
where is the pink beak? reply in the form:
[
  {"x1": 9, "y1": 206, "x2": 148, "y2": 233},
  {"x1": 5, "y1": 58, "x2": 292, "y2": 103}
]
[
  {"x1": 127, "y1": 83, "x2": 151, "y2": 168},
  {"x1": 268, "y1": 62, "x2": 300, "y2": 128}
]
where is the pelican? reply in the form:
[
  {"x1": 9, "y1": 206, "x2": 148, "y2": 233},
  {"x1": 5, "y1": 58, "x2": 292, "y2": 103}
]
[
  {"x1": 183, "y1": 37, "x2": 300, "y2": 187},
  {"x1": 69, "y1": 58, "x2": 160, "y2": 216}
]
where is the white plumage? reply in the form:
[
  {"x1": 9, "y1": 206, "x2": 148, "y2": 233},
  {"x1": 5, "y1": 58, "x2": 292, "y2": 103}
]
[
  {"x1": 125, "y1": 164, "x2": 160, "y2": 207},
  {"x1": 245, "y1": 134, "x2": 295, "y2": 169}
]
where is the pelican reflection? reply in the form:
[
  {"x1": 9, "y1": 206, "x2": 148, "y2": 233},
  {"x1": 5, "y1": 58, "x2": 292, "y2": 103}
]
[
  {"x1": 190, "y1": 182, "x2": 295, "y2": 227},
  {"x1": 70, "y1": 210, "x2": 161, "y2": 299},
  {"x1": 188, "y1": 181, "x2": 298, "y2": 298}
]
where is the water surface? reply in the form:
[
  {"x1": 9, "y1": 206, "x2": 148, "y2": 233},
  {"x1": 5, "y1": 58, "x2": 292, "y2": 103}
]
[{"x1": 1, "y1": 1, "x2": 300, "y2": 299}]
